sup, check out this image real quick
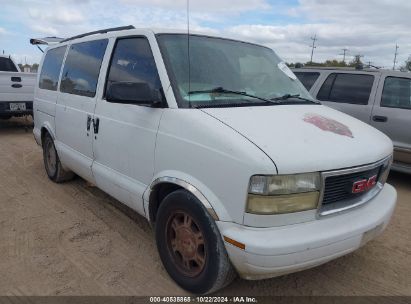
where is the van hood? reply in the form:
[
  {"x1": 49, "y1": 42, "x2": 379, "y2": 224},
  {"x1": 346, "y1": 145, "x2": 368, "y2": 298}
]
[{"x1": 201, "y1": 105, "x2": 393, "y2": 174}]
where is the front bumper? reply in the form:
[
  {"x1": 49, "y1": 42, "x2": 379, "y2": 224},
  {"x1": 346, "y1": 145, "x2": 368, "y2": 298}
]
[{"x1": 217, "y1": 183, "x2": 397, "y2": 280}]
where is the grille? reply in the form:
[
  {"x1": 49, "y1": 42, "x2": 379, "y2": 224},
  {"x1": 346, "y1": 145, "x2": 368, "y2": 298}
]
[{"x1": 322, "y1": 166, "x2": 382, "y2": 205}]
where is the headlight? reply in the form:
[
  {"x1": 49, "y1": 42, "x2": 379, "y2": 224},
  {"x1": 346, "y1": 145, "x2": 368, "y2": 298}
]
[{"x1": 247, "y1": 173, "x2": 320, "y2": 215}]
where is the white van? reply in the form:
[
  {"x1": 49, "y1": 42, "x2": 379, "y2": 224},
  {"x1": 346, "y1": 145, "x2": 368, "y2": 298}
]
[{"x1": 33, "y1": 26, "x2": 397, "y2": 294}]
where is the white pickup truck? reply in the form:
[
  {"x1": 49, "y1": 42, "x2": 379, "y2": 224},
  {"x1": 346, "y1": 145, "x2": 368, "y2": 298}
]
[{"x1": 0, "y1": 55, "x2": 36, "y2": 119}]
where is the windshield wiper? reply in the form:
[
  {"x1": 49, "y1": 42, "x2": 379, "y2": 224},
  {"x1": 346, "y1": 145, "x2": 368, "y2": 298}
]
[
  {"x1": 270, "y1": 94, "x2": 320, "y2": 104},
  {"x1": 188, "y1": 87, "x2": 276, "y2": 104}
]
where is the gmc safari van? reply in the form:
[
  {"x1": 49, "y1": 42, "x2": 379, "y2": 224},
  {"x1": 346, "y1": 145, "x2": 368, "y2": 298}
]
[{"x1": 33, "y1": 26, "x2": 397, "y2": 294}]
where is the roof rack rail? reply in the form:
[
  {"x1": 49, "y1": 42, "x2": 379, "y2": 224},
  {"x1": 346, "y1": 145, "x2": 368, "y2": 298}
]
[{"x1": 60, "y1": 25, "x2": 135, "y2": 43}]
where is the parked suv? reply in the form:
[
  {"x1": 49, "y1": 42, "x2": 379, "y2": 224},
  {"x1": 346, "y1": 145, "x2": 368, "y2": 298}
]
[
  {"x1": 33, "y1": 26, "x2": 396, "y2": 294},
  {"x1": 293, "y1": 67, "x2": 411, "y2": 174}
]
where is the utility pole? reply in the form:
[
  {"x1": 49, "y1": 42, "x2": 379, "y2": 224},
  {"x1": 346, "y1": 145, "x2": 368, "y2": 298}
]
[
  {"x1": 340, "y1": 48, "x2": 349, "y2": 63},
  {"x1": 393, "y1": 44, "x2": 399, "y2": 70},
  {"x1": 309, "y1": 34, "x2": 317, "y2": 64}
]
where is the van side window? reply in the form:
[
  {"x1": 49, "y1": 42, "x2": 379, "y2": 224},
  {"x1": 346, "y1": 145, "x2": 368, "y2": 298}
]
[
  {"x1": 317, "y1": 73, "x2": 374, "y2": 105},
  {"x1": 39, "y1": 46, "x2": 67, "y2": 91},
  {"x1": 381, "y1": 77, "x2": 411, "y2": 110},
  {"x1": 294, "y1": 72, "x2": 320, "y2": 90},
  {"x1": 61, "y1": 39, "x2": 108, "y2": 97},
  {"x1": 105, "y1": 37, "x2": 163, "y2": 102}
]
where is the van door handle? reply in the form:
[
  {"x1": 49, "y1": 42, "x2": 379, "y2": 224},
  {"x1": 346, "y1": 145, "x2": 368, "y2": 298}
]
[
  {"x1": 93, "y1": 118, "x2": 100, "y2": 134},
  {"x1": 372, "y1": 115, "x2": 387, "y2": 122},
  {"x1": 11, "y1": 77, "x2": 21, "y2": 82},
  {"x1": 86, "y1": 115, "x2": 92, "y2": 131}
]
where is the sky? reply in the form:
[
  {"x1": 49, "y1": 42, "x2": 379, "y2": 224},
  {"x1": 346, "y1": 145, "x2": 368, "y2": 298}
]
[{"x1": 0, "y1": 0, "x2": 410, "y2": 69}]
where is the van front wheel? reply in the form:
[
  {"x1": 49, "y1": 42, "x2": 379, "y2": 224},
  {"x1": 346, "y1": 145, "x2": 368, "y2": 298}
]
[
  {"x1": 42, "y1": 133, "x2": 74, "y2": 183},
  {"x1": 155, "y1": 189, "x2": 236, "y2": 294}
]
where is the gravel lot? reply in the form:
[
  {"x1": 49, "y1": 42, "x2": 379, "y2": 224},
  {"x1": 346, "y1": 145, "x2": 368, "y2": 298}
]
[{"x1": 0, "y1": 117, "x2": 410, "y2": 296}]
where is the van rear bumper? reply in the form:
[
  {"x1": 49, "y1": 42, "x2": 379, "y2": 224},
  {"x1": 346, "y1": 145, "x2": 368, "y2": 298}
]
[{"x1": 217, "y1": 183, "x2": 396, "y2": 280}]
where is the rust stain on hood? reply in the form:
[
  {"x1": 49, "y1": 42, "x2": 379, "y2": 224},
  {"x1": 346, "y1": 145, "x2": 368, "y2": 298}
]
[{"x1": 303, "y1": 113, "x2": 354, "y2": 138}]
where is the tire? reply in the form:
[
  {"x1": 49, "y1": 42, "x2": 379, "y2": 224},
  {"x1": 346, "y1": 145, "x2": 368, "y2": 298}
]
[
  {"x1": 42, "y1": 133, "x2": 74, "y2": 183},
  {"x1": 155, "y1": 189, "x2": 236, "y2": 294}
]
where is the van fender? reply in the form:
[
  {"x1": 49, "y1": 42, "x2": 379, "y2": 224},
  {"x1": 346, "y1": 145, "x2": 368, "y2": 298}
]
[
  {"x1": 40, "y1": 122, "x2": 56, "y2": 144},
  {"x1": 144, "y1": 171, "x2": 232, "y2": 223},
  {"x1": 39, "y1": 123, "x2": 72, "y2": 172}
]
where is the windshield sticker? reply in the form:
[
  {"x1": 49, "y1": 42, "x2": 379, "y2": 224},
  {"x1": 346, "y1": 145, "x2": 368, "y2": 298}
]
[
  {"x1": 303, "y1": 114, "x2": 354, "y2": 138},
  {"x1": 278, "y1": 62, "x2": 297, "y2": 80}
]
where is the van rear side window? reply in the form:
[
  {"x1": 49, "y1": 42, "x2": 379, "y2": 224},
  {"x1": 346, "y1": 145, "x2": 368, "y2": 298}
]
[
  {"x1": 317, "y1": 73, "x2": 374, "y2": 105},
  {"x1": 294, "y1": 72, "x2": 320, "y2": 90},
  {"x1": 39, "y1": 46, "x2": 67, "y2": 91},
  {"x1": 60, "y1": 39, "x2": 108, "y2": 97}
]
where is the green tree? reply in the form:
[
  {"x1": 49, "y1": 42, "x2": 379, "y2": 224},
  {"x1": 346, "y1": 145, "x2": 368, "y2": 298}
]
[
  {"x1": 400, "y1": 56, "x2": 411, "y2": 72},
  {"x1": 31, "y1": 63, "x2": 39, "y2": 73},
  {"x1": 348, "y1": 55, "x2": 364, "y2": 68},
  {"x1": 324, "y1": 59, "x2": 347, "y2": 67}
]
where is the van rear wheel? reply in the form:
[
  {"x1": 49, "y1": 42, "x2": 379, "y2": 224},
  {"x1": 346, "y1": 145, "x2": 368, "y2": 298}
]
[
  {"x1": 155, "y1": 189, "x2": 236, "y2": 294},
  {"x1": 43, "y1": 133, "x2": 74, "y2": 183}
]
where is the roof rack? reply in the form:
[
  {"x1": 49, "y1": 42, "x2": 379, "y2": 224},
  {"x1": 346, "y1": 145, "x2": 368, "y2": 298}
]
[{"x1": 60, "y1": 25, "x2": 135, "y2": 43}]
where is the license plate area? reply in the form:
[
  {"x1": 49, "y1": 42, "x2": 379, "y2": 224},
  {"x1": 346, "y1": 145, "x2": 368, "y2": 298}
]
[{"x1": 9, "y1": 103, "x2": 26, "y2": 111}]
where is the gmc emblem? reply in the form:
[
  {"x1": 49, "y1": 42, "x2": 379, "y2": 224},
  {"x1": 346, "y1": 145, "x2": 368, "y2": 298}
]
[{"x1": 352, "y1": 175, "x2": 377, "y2": 193}]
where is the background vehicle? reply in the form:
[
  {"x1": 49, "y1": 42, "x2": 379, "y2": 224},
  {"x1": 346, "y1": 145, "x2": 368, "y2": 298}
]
[
  {"x1": 0, "y1": 55, "x2": 35, "y2": 119},
  {"x1": 33, "y1": 26, "x2": 396, "y2": 294},
  {"x1": 293, "y1": 67, "x2": 411, "y2": 174}
]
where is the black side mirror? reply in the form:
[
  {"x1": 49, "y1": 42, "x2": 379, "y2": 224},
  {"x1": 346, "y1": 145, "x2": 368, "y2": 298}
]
[{"x1": 106, "y1": 82, "x2": 161, "y2": 106}]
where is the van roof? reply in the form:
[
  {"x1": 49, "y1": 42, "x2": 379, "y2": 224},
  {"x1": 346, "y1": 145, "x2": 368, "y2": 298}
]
[{"x1": 48, "y1": 25, "x2": 264, "y2": 49}]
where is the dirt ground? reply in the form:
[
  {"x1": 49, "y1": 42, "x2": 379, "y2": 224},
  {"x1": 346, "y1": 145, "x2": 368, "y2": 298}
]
[{"x1": 0, "y1": 117, "x2": 410, "y2": 296}]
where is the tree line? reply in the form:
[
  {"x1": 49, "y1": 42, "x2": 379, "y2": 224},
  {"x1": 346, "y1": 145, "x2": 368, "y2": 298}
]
[
  {"x1": 287, "y1": 56, "x2": 411, "y2": 72},
  {"x1": 17, "y1": 63, "x2": 39, "y2": 72}
]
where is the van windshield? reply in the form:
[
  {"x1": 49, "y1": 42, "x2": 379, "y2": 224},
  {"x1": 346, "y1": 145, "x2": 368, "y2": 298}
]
[{"x1": 157, "y1": 34, "x2": 314, "y2": 108}]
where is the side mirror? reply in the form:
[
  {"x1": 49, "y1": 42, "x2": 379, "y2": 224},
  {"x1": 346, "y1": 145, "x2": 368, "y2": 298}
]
[{"x1": 106, "y1": 82, "x2": 161, "y2": 106}]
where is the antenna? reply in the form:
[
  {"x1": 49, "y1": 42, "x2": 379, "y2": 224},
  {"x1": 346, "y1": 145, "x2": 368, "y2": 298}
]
[
  {"x1": 393, "y1": 44, "x2": 399, "y2": 70},
  {"x1": 309, "y1": 34, "x2": 317, "y2": 64},
  {"x1": 187, "y1": 0, "x2": 192, "y2": 108},
  {"x1": 339, "y1": 48, "x2": 349, "y2": 63}
]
